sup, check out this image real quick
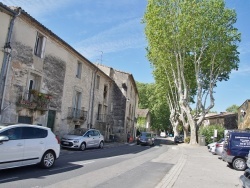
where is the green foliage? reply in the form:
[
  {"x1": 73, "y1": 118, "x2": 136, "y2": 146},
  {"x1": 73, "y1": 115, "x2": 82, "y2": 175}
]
[
  {"x1": 226, "y1": 104, "x2": 239, "y2": 113},
  {"x1": 143, "y1": 0, "x2": 240, "y2": 144},
  {"x1": 136, "y1": 81, "x2": 171, "y2": 132},
  {"x1": 137, "y1": 117, "x2": 146, "y2": 126},
  {"x1": 198, "y1": 125, "x2": 225, "y2": 144},
  {"x1": 184, "y1": 137, "x2": 190, "y2": 143}
]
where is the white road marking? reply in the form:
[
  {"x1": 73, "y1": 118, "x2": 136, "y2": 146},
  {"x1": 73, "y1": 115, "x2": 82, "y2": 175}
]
[{"x1": 71, "y1": 161, "x2": 95, "y2": 165}]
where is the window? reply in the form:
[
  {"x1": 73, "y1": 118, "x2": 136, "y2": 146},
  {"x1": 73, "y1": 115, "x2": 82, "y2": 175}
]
[
  {"x1": 0, "y1": 127, "x2": 22, "y2": 140},
  {"x1": 93, "y1": 130, "x2": 100, "y2": 136},
  {"x1": 27, "y1": 73, "x2": 42, "y2": 101},
  {"x1": 22, "y1": 127, "x2": 47, "y2": 139},
  {"x1": 103, "y1": 85, "x2": 108, "y2": 99},
  {"x1": 76, "y1": 61, "x2": 82, "y2": 78},
  {"x1": 96, "y1": 75, "x2": 100, "y2": 89},
  {"x1": 73, "y1": 90, "x2": 82, "y2": 118},
  {"x1": 34, "y1": 32, "x2": 46, "y2": 58},
  {"x1": 97, "y1": 104, "x2": 102, "y2": 120}
]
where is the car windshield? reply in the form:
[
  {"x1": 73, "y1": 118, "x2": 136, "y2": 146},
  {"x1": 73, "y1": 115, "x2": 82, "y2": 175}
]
[
  {"x1": 141, "y1": 132, "x2": 152, "y2": 138},
  {"x1": 68, "y1": 128, "x2": 87, "y2": 136}
]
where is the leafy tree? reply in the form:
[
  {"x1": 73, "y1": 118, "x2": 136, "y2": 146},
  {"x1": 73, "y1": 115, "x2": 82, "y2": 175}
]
[
  {"x1": 136, "y1": 82, "x2": 171, "y2": 132},
  {"x1": 226, "y1": 104, "x2": 239, "y2": 113},
  {"x1": 143, "y1": 0, "x2": 240, "y2": 144},
  {"x1": 198, "y1": 125, "x2": 225, "y2": 144}
]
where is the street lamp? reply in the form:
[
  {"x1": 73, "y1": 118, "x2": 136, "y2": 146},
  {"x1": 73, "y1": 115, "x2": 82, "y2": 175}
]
[{"x1": 3, "y1": 42, "x2": 12, "y2": 54}]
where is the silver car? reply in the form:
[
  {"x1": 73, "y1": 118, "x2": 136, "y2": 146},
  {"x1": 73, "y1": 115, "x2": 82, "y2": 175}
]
[{"x1": 61, "y1": 128, "x2": 104, "y2": 151}]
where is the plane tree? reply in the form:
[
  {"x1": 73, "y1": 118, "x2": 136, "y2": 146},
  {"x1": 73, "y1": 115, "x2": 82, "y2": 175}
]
[{"x1": 143, "y1": 0, "x2": 240, "y2": 144}]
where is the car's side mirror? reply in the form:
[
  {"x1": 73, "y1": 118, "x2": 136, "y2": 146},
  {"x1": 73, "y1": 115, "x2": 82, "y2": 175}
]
[{"x1": 0, "y1": 135, "x2": 9, "y2": 143}]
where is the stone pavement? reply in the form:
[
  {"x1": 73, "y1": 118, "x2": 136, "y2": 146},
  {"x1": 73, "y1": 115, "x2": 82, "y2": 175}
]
[{"x1": 158, "y1": 143, "x2": 243, "y2": 188}]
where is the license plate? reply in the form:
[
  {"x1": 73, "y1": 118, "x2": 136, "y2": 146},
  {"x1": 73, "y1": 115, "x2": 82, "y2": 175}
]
[{"x1": 63, "y1": 142, "x2": 69, "y2": 145}]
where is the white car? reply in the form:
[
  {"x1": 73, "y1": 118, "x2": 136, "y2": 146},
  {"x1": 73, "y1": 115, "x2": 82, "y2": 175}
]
[
  {"x1": 0, "y1": 124, "x2": 60, "y2": 170},
  {"x1": 160, "y1": 131, "x2": 166, "y2": 138},
  {"x1": 61, "y1": 128, "x2": 104, "y2": 151}
]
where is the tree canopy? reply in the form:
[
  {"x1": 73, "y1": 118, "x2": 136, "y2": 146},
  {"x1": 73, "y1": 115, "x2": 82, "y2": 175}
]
[
  {"x1": 143, "y1": 0, "x2": 240, "y2": 144},
  {"x1": 226, "y1": 104, "x2": 239, "y2": 113},
  {"x1": 136, "y1": 82, "x2": 171, "y2": 132}
]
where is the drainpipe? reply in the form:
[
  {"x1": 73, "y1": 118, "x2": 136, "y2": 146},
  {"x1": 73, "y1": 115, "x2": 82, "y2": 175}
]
[
  {"x1": 0, "y1": 8, "x2": 22, "y2": 121},
  {"x1": 88, "y1": 68, "x2": 97, "y2": 128}
]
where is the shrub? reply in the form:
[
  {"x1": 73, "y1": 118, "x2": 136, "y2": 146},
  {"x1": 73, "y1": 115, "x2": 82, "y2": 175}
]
[
  {"x1": 198, "y1": 124, "x2": 225, "y2": 145},
  {"x1": 184, "y1": 136, "x2": 190, "y2": 143}
]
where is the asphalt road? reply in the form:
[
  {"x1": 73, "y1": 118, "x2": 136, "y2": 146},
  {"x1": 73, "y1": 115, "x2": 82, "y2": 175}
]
[{"x1": 0, "y1": 138, "x2": 178, "y2": 188}]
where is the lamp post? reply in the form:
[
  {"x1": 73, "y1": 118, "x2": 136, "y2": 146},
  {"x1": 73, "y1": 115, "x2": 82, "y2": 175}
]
[{"x1": 0, "y1": 42, "x2": 12, "y2": 115}]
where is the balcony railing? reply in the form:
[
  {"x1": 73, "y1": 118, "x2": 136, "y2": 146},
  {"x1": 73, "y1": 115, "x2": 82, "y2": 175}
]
[
  {"x1": 16, "y1": 90, "x2": 52, "y2": 111},
  {"x1": 67, "y1": 107, "x2": 87, "y2": 122}
]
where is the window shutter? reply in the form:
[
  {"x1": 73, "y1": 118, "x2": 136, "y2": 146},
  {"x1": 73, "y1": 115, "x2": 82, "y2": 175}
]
[{"x1": 41, "y1": 37, "x2": 47, "y2": 58}]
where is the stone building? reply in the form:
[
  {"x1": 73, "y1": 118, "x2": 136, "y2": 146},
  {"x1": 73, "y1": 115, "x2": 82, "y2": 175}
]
[
  {"x1": 202, "y1": 112, "x2": 238, "y2": 130},
  {"x1": 238, "y1": 99, "x2": 250, "y2": 130},
  {"x1": 0, "y1": 3, "x2": 137, "y2": 141},
  {"x1": 96, "y1": 64, "x2": 139, "y2": 142}
]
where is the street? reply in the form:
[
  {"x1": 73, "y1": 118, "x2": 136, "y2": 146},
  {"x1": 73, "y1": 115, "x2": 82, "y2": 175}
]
[{"x1": 0, "y1": 138, "x2": 179, "y2": 188}]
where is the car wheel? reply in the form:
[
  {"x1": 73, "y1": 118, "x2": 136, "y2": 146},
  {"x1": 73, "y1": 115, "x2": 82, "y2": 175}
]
[
  {"x1": 99, "y1": 141, "x2": 104, "y2": 149},
  {"x1": 233, "y1": 158, "x2": 246, "y2": 171},
  {"x1": 40, "y1": 151, "x2": 55, "y2": 169},
  {"x1": 80, "y1": 142, "x2": 86, "y2": 151}
]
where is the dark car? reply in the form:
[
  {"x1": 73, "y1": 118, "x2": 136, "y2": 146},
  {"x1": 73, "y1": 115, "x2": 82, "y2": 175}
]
[
  {"x1": 174, "y1": 135, "x2": 184, "y2": 143},
  {"x1": 222, "y1": 130, "x2": 250, "y2": 171},
  {"x1": 137, "y1": 132, "x2": 155, "y2": 146}
]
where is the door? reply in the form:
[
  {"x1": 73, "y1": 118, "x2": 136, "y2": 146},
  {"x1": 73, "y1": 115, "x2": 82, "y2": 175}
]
[
  {"x1": 93, "y1": 130, "x2": 101, "y2": 147},
  {"x1": 0, "y1": 127, "x2": 24, "y2": 169},
  {"x1": 84, "y1": 130, "x2": 95, "y2": 148},
  {"x1": 22, "y1": 127, "x2": 46, "y2": 165},
  {"x1": 18, "y1": 116, "x2": 32, "y2": 124},
  {"x1": 47, "y1": 110, "x2": 56, "y2": 132}
]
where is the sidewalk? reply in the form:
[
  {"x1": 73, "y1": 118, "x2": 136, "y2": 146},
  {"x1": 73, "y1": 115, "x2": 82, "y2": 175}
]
[{"x1": 159, "y1": 143, "x2": 243, "y2": 188}]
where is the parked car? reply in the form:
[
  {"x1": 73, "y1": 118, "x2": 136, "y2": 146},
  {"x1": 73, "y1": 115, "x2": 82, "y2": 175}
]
[
  {"x1": 215, "y1": 140, "x2": 225, "y2": 157},
  {"x1": 208, "y1": 142, "x2": 217, "y2": 154},
  {"x1": 137, "y1": 132, "x2": 155, "y2": 146},
  {"x1": 174, "y1": 135, "x2": 184, "y2": 143},
  {"x1": 206, "y1": 138, "x2": 224, "y2": 154},
  {"x1": 61, "y1": 128, "x2": 104, "y2": 151},
  {"x1": 222, "y1": 130, "x2": 250, "y2": 171},
  {"x1": 0, "y1": 124, "x2": 60, "y2": 170},
  {"x1": 239, "y1": 168, "x2": 250, "y2": 188},
  {"x1": 160, "y1": 131, "x2": 166, "y2": 138}
]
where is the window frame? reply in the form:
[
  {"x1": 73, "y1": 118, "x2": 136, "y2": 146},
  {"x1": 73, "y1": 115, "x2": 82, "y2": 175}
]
[
  {"x1": 34, "y1": 32, "x2": 46, "y2": 58},
  {"x1": 76, "y1": 61, "x2": 82, "y2": 79}
]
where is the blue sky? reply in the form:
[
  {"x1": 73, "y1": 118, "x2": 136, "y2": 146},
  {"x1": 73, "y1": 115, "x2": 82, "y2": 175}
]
[{"x1": 1, "y1": 0, "x2": 249, "y2": 113}]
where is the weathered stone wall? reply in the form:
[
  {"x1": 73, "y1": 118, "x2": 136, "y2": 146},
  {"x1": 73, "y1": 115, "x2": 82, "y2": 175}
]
[
  {"x1": 238, "y1": 100, "x2": 250, "y2": 129},
  {"x1": 43, "y1": 55, "x2": 66, "y2": 109}
]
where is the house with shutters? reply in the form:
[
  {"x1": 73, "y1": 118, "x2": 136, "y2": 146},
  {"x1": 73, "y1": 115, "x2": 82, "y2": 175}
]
[{"x1": 0, "y1": 3, "x2": 138, "y2": 141}]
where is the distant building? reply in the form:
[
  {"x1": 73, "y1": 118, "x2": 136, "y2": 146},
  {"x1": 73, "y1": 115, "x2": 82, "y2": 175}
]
[
  {"x1": 238, "y1": 99, "x2": 250, "y2": 130},
  {"x1": 137, "y1": 109, "x2": 151, "y2": 132},
  {"x1": 202, "y1": 112, "x2": 237, "y2": 130},
  {"x1": 96, "y1": 64, "x2": 139, "y2": 142}
]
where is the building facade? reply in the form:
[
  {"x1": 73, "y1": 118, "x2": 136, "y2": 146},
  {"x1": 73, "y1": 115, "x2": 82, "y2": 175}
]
[
  {"x1": 0, "y1": 3, "x2": 138, "y2": 142},
  {"x1": 238, "y1": 99, "x2": 250, "y2": 130},
  {"x1": 96, "y1": 64, "x2": 139, "y2": 142}
]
